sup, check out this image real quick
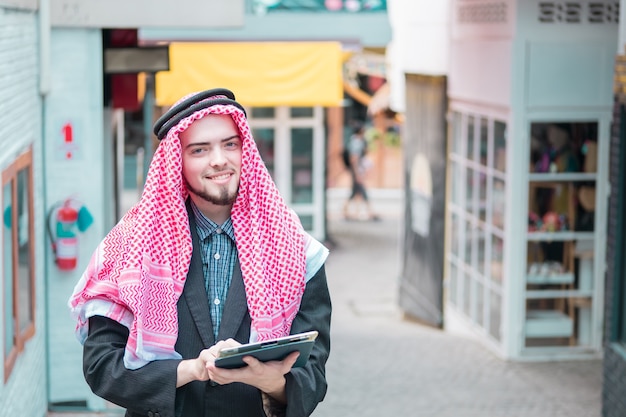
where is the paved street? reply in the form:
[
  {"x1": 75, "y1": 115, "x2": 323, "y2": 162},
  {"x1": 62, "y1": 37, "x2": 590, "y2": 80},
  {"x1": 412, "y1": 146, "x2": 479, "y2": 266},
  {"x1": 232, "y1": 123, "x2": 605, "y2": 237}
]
[{"x1": 49, "y1": 189, "x2": 603, "y2": 417}]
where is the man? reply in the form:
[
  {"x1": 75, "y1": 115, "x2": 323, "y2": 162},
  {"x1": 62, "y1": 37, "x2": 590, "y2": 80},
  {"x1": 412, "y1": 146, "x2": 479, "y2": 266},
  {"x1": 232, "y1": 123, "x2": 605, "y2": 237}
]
[{"x1": 68, "y1": 88, "x2": 331, "y2": 417}]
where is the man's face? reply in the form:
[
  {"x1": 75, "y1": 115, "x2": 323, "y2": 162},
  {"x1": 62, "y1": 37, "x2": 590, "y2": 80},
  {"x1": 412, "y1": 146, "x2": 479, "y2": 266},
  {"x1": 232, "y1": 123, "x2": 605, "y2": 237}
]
[{"x1": 179, "y1": 114, "x2": 243, "y2": 212}]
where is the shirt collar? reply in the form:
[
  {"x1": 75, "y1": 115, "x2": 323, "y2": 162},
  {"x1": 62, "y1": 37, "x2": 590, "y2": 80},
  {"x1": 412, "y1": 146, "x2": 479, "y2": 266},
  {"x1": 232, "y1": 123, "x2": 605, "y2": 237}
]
[{"x1": 190, "y1": 200, "x2": 235, "y2": 242}]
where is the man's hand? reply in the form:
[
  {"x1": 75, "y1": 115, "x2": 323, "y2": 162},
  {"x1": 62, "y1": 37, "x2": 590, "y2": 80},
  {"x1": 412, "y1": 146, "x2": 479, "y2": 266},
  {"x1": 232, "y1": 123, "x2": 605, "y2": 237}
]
[
  {"x1": 207, "y1": 350, "x2": 300, "y2": 403},
  {"x1": 176, "y1": 339, "x2": 241, "y2": 387}
]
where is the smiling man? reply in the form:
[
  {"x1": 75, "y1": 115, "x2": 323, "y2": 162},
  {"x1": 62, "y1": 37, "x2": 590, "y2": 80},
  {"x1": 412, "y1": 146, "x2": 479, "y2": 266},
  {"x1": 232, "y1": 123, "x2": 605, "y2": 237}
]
[{"x1": 68, "y1": 88, "x2": 332, "y2": 417}]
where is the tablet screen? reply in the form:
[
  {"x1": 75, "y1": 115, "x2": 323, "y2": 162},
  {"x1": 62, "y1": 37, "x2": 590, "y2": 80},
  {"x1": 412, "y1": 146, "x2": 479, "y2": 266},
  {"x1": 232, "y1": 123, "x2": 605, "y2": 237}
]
[{"x1": 215, "y1": 330, "x2": 318, "y2": 369}]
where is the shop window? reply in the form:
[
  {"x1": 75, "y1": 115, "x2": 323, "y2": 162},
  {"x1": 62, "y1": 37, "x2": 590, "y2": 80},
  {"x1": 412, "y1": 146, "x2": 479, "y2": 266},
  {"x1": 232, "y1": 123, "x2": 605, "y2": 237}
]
[
  {"x1": 446, "y1": 111, "x2": 507, "y2": 343},
  {"x1": 525, "y1": 121, "x2": 598, "y2": 348},
  {"x1": 2, "y1": 149, "x2": 35, "y2": 381}
]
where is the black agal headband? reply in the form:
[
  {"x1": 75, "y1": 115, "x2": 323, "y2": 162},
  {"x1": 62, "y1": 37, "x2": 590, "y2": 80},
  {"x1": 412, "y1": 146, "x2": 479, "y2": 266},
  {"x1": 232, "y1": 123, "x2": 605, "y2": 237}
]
[{"x1": 152, "y1": 88, "x2": 247, "y2": 140}]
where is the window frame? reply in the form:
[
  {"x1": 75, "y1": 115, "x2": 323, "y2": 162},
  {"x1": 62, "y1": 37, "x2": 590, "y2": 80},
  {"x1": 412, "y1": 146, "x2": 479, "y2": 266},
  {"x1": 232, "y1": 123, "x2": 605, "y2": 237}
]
[{"x1": 2, "y1": 148, "x2": 35, "y2": 381}]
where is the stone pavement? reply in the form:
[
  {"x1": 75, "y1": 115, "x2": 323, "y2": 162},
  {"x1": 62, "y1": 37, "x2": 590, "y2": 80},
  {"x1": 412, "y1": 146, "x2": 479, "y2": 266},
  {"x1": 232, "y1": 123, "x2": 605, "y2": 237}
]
[{"x1": 48, "y1": 188, "x2": 603, "y2": 417}]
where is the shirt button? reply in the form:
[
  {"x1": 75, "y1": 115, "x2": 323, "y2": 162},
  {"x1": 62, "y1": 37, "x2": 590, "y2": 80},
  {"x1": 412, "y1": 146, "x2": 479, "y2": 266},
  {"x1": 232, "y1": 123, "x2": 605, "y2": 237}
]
[
  {"x1": 214, "y1": 298, "x2": 220, "y2": 305},
  {"x1": 216, "y1": 228, "x2": 223, "y2": 234},
  {"x1": 214, "y1": 253, "x2": 220, "y2": 260}
]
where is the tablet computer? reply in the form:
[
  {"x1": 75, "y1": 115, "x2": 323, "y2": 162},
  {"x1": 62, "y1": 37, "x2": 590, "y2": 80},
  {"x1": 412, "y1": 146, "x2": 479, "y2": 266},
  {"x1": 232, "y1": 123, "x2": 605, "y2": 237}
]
[{"x1": 214, "y1": 330, "x2": 318, "y2": 369}]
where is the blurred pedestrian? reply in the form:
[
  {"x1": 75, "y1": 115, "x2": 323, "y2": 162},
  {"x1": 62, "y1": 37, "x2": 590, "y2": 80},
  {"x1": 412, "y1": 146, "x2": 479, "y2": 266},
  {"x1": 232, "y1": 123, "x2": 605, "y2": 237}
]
[
  {"x1": 343, "y1": 122, "x2": 379, "y2": 221},
  {"x1": 68, "y1": 88, "x2": 332, "y2": 417}
]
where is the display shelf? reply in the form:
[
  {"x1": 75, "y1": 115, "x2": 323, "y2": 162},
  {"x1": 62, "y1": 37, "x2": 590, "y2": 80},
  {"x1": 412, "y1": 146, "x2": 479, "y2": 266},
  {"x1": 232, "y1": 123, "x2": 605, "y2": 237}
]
[
  {"x1": 527, "y1": 272, "x2": 574, "y2": 285},
  {"x1": 528, "y1": 173, "x2": 596, "y2": 182},
  {"x1": 526, "y1": 289, "x2": 594, "y2": 299},
  {"x1": 526, "y1": 232, "x2": 594, "y2": 241},
  {"x1": 525, "y1": 310, "x2": 573, "y2": 338}
]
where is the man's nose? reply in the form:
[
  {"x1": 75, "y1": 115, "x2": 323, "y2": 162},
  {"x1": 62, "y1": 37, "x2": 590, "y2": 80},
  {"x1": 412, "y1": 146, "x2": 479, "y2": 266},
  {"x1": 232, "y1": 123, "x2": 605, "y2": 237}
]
[{"x1": 209, "y1": 148, "x2": 228, "y2": 166}]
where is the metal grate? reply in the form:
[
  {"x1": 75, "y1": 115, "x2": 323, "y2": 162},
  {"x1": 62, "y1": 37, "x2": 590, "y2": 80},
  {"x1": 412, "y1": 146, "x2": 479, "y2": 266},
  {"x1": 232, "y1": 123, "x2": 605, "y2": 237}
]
[
  {"x1": 538, "y1": 2, "x2": 619, "y2": 23},
  {"x1": 589, "y1": 2, "x2": 620, "y2": 23},
  {"x1": 458, "y1": 2, "x2": 507, "y2": 23}
]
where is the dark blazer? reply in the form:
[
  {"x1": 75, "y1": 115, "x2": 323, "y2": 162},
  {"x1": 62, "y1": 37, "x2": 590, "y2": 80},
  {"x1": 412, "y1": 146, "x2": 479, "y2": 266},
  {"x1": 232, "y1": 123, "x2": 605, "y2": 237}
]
[{"x1": 82, "y1": 208, "x2": 332, "y2": 417}]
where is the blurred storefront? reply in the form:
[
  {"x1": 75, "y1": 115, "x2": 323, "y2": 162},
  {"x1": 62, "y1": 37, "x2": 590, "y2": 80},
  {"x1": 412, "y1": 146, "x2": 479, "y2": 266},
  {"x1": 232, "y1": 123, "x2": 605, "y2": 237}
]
[
  {"x1": 388, "y1": 0, "x2": 617, "y2": 361},
  {"x1": 445, "y1": 0, "x2": 615, "y2": 360}
]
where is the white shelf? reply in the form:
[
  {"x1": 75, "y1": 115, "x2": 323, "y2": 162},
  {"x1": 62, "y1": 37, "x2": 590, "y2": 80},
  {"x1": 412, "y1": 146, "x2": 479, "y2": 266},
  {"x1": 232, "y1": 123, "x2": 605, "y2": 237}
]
[
  {"x1": 528, "y1": 172, "x2": 597, "y2": 182},
  {"x1": 526, "y1": 289, "x2": 594, "y2": 299},
  {"x1": 527, "y1": 272, "x2": 574, "y2": 285},
  {"x1": 527, "y1": 231, "x2": 594, "y2": 241},
  {"x1": 525, "y1": 310, "x2": 573, "y2": 338}
]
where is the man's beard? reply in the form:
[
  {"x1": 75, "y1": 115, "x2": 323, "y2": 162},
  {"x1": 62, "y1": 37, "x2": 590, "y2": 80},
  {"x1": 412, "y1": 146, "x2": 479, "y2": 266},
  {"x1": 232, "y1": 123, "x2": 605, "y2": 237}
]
[{"x1": 186, "y1": 180, "x2": 238, "y2": 206}]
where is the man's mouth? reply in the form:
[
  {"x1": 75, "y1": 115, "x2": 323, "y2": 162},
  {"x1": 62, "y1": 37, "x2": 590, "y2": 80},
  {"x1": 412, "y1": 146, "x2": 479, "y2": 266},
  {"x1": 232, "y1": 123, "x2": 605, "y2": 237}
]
[{"x1": 210, "y1": 173, "x2": 231, "y2": 180}]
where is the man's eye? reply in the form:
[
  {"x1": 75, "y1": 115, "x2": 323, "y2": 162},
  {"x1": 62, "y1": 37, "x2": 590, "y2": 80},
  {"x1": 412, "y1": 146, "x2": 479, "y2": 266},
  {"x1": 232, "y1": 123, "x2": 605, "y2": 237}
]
[{"x1": 191, "y1": 148, "x2": 206, "y2": 154}]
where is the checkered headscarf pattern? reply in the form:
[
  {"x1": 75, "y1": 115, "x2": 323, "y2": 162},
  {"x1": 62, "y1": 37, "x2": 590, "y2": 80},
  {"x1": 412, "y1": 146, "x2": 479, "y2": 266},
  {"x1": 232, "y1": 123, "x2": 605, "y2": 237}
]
[{"x1": 69, "y1": 91, "x2": 306, "y2": 367}]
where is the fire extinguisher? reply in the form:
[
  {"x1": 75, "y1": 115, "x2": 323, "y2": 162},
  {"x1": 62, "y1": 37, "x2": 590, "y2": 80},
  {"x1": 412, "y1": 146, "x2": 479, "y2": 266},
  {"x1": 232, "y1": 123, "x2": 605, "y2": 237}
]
[{"x1": 46, "y1": 199, "x2": 93, "y2": 271}]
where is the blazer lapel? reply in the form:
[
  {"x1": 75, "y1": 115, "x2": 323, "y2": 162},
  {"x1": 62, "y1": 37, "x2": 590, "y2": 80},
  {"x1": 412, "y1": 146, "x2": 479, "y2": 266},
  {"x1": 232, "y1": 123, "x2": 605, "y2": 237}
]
[
  {"x1": 216, "y1": 259, "x2": 248, "y2": 341},
  {"x1": 183, "y1": 202, "x2": 215, "y2": 347}
]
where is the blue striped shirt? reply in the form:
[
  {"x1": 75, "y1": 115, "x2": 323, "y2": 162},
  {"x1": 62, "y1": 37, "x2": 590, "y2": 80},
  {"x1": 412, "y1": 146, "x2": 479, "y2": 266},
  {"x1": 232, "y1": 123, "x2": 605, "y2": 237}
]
[{"x1": 191, "y1": 202, "x2": 237, "y2": 338}]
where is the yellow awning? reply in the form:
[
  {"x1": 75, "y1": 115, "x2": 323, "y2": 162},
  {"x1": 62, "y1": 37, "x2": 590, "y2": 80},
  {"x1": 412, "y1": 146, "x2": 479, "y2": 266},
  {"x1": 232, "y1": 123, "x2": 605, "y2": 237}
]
[{"x1": 155, "y1": 42, "x2": 344, "y2": 107}]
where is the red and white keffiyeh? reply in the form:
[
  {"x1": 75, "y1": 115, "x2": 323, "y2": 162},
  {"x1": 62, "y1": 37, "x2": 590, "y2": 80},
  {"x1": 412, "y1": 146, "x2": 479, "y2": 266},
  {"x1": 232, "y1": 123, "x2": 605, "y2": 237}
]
[{"x1": 68, "y1": 93, "x2": 307, "y2": 369}]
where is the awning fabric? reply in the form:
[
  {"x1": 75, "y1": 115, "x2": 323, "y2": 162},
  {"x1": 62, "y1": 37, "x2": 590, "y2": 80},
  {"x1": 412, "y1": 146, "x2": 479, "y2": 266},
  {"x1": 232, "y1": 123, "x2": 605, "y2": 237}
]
[{"x1": 155, "y1": 42, "x2": 344, "y2": 107}]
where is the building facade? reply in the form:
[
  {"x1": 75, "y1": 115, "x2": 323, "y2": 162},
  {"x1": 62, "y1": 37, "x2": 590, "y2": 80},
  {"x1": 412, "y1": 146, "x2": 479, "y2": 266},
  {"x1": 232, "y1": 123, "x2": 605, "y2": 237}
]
[{"x1": 0, "y1": 2, "x2": 46, "y2": 416}]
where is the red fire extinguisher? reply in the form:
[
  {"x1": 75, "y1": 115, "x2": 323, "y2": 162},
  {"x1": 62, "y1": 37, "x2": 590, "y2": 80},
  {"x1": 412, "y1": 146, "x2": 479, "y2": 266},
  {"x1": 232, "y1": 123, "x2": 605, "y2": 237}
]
[{"x1": 47, "y1": 199, "x2": 93, "y2": 271}]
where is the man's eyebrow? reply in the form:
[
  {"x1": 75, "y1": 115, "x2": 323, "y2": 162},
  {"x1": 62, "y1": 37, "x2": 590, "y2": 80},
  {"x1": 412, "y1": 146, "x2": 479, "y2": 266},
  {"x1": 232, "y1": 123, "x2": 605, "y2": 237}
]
[{"x1": 184, "y1": 135, "x2": 241, "y2": 150}]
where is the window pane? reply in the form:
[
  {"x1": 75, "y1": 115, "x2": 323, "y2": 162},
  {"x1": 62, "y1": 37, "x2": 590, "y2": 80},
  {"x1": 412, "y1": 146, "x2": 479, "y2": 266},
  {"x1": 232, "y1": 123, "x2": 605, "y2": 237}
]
[
  {"x1": 450, "y1": 212, "x2": 460, "y2": 257},
  {"x1": 3, "y1": 182, "x2": 14, "y2": 357},
  {"x1": 466, "y1": 166, "x2": 474, "y2": 214},
  {"x1": 494, "y1": 121, "x2": 506, "y2": 172},
  {"x1": 491, "y1": 234, "x2": 504, "y2": 283},
  {"x1": 16, "y1": 168, "x2": 32, "y2": 332},
  {"x1": 251, "y1": 107, "x2": 275, "y2": 118},
  {"x1": 478, "y1": 169, "x2": 487, "y2": 222},
  {"x1": 291, "y1": 128, "x2": 314, "y2": 204},
  {"x1": 464, "y1": 220, "x2": 473, "y2": 265},
  {"x1": 476, "y1": 281, "x2": 484, "y2": 326},
  {"x1": 252, "y1": 128, "x2": 275, "y2": 177},
  {"x1": 452, "y1": 112, "x2": 463, "y2": 155},
  {"x1": 290, "y1": 107, "x2": 313, "y2": 118},
  {"x1": 451, "y1": 161, "x2": 462, "y2": 206},
  {"x1": 492, "y1": 179, "x2": 505, "y2": 229},
  {"x1": 467, "y1": 116, "x2": 475, "y2": 161},
  {"x1": 448, "y1": 262, "x2": 458, "y2": 306},
  {"x1": 477, "y1": 226, "x2": 486, "y2": 274},
  {"x1": 463, "y1": 272, "x2": 472, "y2": 317},
  {"x1": 479, "y1": 117, "x2": 488, "y2": 168},
  {"x1": 489, "y1": 290, "x2": 502, "y2": 341}
]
